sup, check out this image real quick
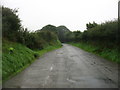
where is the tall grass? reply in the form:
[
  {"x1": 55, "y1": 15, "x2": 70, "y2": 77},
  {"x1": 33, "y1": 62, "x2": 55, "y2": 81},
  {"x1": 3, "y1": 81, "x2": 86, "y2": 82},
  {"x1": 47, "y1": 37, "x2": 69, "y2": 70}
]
[
  {"x1": 69, "y1": 42, "x2": 119, "y2": 63},
  {"x1": 2, "y1": 40, "x2": 36, "y2": 82},
  {"x1": 2, "y1": 40, "x2": 62, "y2": 82}
]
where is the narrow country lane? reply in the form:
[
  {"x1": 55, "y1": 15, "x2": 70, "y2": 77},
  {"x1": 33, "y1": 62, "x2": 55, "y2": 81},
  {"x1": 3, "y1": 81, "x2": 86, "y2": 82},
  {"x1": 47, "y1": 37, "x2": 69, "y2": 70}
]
[{"x1": 3, "y1": 44, "x2": 118, "y2": 88}]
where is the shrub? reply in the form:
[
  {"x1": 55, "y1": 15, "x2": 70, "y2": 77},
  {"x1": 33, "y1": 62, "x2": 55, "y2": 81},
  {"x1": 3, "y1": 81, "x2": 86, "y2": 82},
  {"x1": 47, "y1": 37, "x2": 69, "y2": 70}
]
[
  {"x1": 33, "y1": 52, "x2": 39, "y2": 58},
  {"x1": 2, "y1": 6, "x2": 21, "y2": 41}
]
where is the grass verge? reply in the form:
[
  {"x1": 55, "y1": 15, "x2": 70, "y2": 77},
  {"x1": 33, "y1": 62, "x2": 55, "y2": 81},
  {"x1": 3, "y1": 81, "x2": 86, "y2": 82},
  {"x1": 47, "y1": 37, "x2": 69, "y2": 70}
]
[
  {"x1": 37, "y1": 45, "x2": 62, "y2": 56},
  {"x1": 69, "y1": 42, "x2": 119, "y2": 63},
  {"x1": 2, "y1": 40, "x2": 62, "y2": 83}
]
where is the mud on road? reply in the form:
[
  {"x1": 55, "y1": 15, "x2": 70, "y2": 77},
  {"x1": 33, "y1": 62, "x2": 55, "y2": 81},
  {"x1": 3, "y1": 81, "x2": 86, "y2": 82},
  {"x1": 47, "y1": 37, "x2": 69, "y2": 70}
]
[{"x1": 3, "y1": 44, "x2": 118, "y2": 88}]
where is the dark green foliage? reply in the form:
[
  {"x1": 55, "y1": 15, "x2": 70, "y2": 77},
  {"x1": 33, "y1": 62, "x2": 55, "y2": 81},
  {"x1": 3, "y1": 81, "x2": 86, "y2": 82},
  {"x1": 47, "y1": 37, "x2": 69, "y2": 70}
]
[
  {"x1": 41, "y1": 24, "x2": 57, "y2": 34},
  {"x1": 2, "y1": 7, "x2": 61, "y2": 50},
  {"x1": 2, "y1": 6, "x2": 21, "y2": 40},
  {"x1": 33, "y1": 52, "x2": 39, "y2": 58},
  {"x1": 82, "y1": 20, "x2": 118, "y2": 47},
  {"x1": 67, "y1": 20, "x2": 118, "y2": 48},
  {"x1": 72, "y1": 31, "x2": 82, "y2": 42},
  {"x1": 39, "y1": 24, "x2": 71, "y2": 43},
  {"x1": 37, "y1": 31, "x2": 57, "y2": 42},
  {"x1": 65, "y1": 32, "x2": 74, "y2": 42},
  {"x1": 86, "y1": 21, "x2": 98, "y2": 30},
  {"x1": 56, "y1": 25, "x2": 71, "y2": 42},
  {"x1": 67, "y1": 20, "x2": 119, "y2": 62},
  {"x1": 16, "y1": 28, "x2": 59, "y2": 50}
]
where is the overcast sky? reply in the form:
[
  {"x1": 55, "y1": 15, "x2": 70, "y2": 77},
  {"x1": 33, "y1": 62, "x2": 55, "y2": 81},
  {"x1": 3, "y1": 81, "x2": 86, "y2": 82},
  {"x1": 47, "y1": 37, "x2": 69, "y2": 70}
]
[{"x1": 1, "y1": 0, "x2": 118, "y2": 31}]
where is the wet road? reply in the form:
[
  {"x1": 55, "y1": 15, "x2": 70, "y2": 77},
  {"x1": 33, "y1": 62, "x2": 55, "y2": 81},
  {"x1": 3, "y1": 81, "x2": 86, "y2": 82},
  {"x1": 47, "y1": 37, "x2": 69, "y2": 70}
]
[{"x1": 3, "y1": 44, "x2": 118, "y2": 88}]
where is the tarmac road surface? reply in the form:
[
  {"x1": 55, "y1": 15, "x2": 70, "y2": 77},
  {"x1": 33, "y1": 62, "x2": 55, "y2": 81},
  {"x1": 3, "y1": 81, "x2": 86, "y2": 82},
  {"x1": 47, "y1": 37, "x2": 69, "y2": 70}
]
[{"x1": 3, "y1": 44, "x2": 118, "y2": 88}]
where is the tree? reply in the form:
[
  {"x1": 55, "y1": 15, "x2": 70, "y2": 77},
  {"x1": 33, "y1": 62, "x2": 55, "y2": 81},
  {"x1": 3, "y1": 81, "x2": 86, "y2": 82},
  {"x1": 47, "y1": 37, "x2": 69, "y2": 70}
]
[
  {"x1": 41, "y1": 24, "x2": 57, "y2": 34},
  {"x1": 86, "y1": 21, "x2": 98, "y2": 30},
  {"x1": 73, "y1": 31, "x2": 82, "y2": 42},
  {"x1": 2, "y1": 6, "x2": 21, "y2": 40}
]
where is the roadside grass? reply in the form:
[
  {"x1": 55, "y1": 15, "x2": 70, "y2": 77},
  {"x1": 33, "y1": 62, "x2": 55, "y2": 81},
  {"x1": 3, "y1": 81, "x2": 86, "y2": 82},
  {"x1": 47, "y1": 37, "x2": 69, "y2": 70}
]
[
  {"x1": 37, "y1": 39, "x2": 62, "y2": 56},
  {"x1": 37, "y1": 45, "x2": 62, "y2": 56},
  {"x1": 2, "y1": 40, "x2": 62, "y2": 82},
  {"x1": 69, "y1": 42, "x2": 119, "y2": 63}
]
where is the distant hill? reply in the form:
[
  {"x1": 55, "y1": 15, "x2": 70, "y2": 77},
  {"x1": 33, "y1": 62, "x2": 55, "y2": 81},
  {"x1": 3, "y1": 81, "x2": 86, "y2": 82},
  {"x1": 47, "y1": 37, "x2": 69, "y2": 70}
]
[
  {"x1": 56, "y1": 26, "x2": 71, "y2": 42},
  {"x1": 56, "y1": 25, "x2": 70, "y2": 32},
  {"x1": 41, "y1": 24, "x2": 57, "y2": 33},
  {"x1": 40, "y1": 24, "x2": 71, "y2": 42},
  {"x1": 41, "y1": 25, "x2": 70, "y2": 32}
]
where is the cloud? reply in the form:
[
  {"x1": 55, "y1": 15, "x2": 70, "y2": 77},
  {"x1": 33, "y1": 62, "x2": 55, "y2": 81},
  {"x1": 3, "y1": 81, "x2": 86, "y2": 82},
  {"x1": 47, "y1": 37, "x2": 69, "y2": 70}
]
[{"x1": 1, "y1": 0, "x2": 118, "y2": 31}]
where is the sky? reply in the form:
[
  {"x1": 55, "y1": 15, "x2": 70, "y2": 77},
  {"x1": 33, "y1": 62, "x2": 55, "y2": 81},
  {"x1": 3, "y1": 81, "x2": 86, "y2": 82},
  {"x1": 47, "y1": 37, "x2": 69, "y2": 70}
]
[{"x1": 1, "y1": 0, "x2": 118, "y2": 31}]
